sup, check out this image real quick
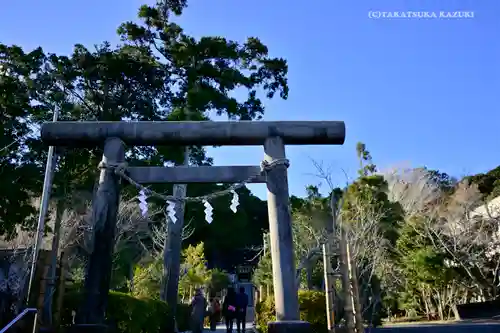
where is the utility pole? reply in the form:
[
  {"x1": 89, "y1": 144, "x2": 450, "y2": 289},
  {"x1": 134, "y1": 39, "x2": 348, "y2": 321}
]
[
  {"x1": 27, "y1": 108, "x2": 59, "y2": 306},
  {"x1": 322, "y1": 243, "x2": 335, "y2": 333}
]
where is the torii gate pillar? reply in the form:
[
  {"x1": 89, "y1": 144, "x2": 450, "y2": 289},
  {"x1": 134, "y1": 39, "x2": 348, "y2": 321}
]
[
  {"x1": 264, "y1": 136, "x2": 300, "y2": 321},
  {"x1": 41, "y1": 120, "x2": 346, "y2": 333}
]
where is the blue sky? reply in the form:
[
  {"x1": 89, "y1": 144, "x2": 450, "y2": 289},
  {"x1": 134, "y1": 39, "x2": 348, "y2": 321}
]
[{"x1": 2, "y1": 0, "x2": 499, "y2": 200}]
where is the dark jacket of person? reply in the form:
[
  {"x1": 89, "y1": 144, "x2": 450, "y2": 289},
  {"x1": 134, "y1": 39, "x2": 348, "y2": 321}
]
[
  {"x1": 190, "y1": 289, "x2": 207, "y2": 333},
  {"x1": 235, "y1": 291, "x2": 249, "y2": 312},
  {"x1": 191, "y1": 291, "x2": 207, "y2": 321},
  {"x1": 223, "y1": 290, "x2": 237, "y2": 318}
]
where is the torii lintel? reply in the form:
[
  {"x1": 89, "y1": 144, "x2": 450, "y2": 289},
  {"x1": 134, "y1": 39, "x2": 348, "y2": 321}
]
[{"x1": 40, "y1": 120, "x2": 346, "y2": 147}]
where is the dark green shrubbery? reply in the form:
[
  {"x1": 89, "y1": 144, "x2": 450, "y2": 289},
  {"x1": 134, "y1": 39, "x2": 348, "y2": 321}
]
[
  {"x1": 176, "y1": 303, "x2": 191, "y2": 332},
  {"x1": 61, "y1": 288, "x2": 191, "y2": 333}
]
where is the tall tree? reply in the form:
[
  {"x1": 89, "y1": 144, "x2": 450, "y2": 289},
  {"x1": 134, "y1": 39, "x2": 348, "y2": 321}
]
[
  {"x1": 0, "y1": 45, "x2": 45, "y2": 235},
  {"x1": 116, "y1": 0, "x2": 289, "y2": 315},
  {"x1": 290, "y1": 186, "x2": 330, "y2": 289},
  {"x1": 345, "y1": 142, "x2": 402, "y2": 245},
  {"x1": 465, "y1": 165, "x2": 500, "y2": 200},
  {"x1": 341, "y1": 143, "x2": 404, "y2": 325},
  {"x1": 23, "y1": 42, "x2": 175, "y2": 324}
]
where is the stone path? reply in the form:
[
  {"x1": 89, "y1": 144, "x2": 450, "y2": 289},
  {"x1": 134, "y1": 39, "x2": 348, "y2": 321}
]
[
  {"x1": 204, "y1": 322, "x2": 500, "y2": 333},
  {"x1": 193, "y1": 322, "x2": 254, "y2": 333}
]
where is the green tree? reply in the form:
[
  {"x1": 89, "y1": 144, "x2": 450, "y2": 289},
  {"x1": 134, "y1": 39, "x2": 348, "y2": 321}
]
[
  {"x1": 132, "y1": 257, "x2": 164, "y2": 300},
  {"x1": 184, "y1": 186, "x2": 269, "y2": 270},
  {"x1": 291, "y1": 186, "x2": 330, "y2": 289},
  {"x1": 340, "y1": 143, "x2": 404, "y2": 324},
  {"x1": 0, "y1": 45, "x2": 45, "y2": 235},
  {"x1": 206, "y1": 269, "x2": 230, "y2": 296},
  {"x1": 395, "y1": 215, "x2": 460, "y2": 320},
  {"x1": 465, "y1": 165, "x2": 500, "y2": 200},
  {"x1": 344, "y1": 142, "x2": 403, "y2": 245},
  {"x1": 253, "y1": 251, "x2": 273, "y2": 292},
  {"x1": 114, "y1": 0, "x2": 288, "y2": 310},
  {"x1": 179, "y1": 242, "x2": 210, "y2": 298},
  {"x1": 1, "y1": 0, "x2": 288, "y2": 322},
  {"x1": 117, "y1": 2, "x2": 288, "y2": 121}
]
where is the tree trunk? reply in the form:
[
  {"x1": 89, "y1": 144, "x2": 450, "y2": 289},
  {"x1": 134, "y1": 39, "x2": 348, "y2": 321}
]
[
  {"x1": 54, "y1": 252, "x2": 68, "y2": 330},
  {"x1": 35, "y1": 253, "x2": 51, "y2": 331},
  {"x1": 435, "y1": 290, "x2": 444, "y2": 321},
  {"x1": 339, "y1": 227, "x2": 355, "y2": 333},
  {"x1": 43, "y1": 198, "x2": 65, "y2": 326},
  {"x1": 128, "y1": 264, "x2": 134, "y2": 292},
  {"x1": 306, "y1": 263, "x2": 313, "y2": 290},
  {"x1": 451, "y1": 303, "x2": 460, "y2": 320},
  {"x1": 422, "y1": 289, "x2": 431, "y2": 320},
  {"x1": 347, "y1": 243, "x2": 363, "y2": 333}
]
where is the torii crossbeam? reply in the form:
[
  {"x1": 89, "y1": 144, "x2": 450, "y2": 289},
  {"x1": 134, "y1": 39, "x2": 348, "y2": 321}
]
[
  {"x1": 41, "y1": 121, "x2": 345, "y2": 146},
  {"x1": 41, "y1": 120, "x2": 345, "y2": 333}
]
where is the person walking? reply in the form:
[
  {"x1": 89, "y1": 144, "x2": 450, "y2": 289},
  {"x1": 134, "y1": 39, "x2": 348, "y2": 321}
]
[
  {"x1": 235, "y1": 286, "x2": 249, "y2": 333},
  {"x1": 209, "y1": 297, "x2": 222, "y2": 331},
  {"x1": 191, "y1": 288, "x2": 207, "y2": 333},
  {"x1": 223, "y1": 287, "x2": 237, "y2": 333}
]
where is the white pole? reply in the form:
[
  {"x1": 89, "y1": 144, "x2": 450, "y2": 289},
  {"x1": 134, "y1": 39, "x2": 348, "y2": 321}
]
[
  {"x1": 323, "y1": 243, "x2": 335, "y2": 333},
  {"x1": 26, "y1": 109, "x2": 59, "y2": 304}
]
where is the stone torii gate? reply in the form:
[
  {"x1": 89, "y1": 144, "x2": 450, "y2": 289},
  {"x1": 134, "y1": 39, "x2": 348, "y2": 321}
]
[{"x1": 41, "y1": 120, "x2": 345, "y2": 333}]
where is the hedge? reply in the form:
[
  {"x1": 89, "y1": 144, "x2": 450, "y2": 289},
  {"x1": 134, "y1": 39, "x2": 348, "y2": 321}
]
[
  {"x1": 256, "y1": 290, "x2": 328, "y2": 333},
  {"x1": 61, "y1": 289, "x2": 191, "y2": 333},
  {"x1": 176, "y1": 302, "x2": 191, "y2": 332}
]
